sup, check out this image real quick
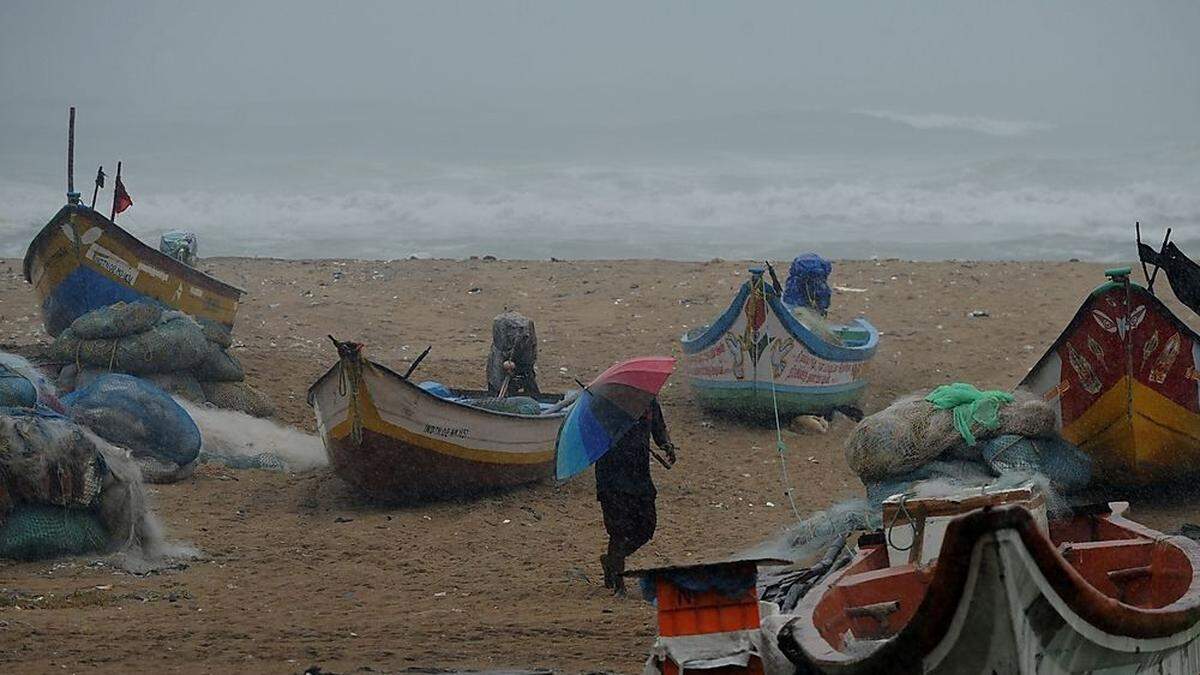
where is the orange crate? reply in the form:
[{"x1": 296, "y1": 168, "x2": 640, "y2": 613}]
[
  {"x1": 655, "y1": 568, "x2": 761, "y2": 637},
  {"x1": 660, "y1": 655, "x2": 764, "y2": 675}
]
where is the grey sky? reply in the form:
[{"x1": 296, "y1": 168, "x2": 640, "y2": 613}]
[{"x1": 3, "y1": 1, "x2": 1198, "y2": 135}]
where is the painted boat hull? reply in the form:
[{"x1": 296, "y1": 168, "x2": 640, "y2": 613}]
[
  {"x1": 781, "y1": 504, "x2": 1200, "y2": 674},
  {"x1": 681, "y1": 269, "x2": 877, "y2": 420},
  {"x1": 23, "y1": 205, "x2": 243, "y2": 337},
  {"x1": 1019, "y1": 278, "x2": 1200, "y2": 484},
  {"x1": 308, "y1": 357, "x2": 566, "y2": 502}
]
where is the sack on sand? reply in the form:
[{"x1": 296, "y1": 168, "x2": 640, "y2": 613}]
[
  {"x1": 845, "y1": 389, "x2": 1055, "y2": 481},
  {"x1": 143, "y1": 372, "x2": 206, "y2": 403},
  {"x1": 0, "y1": 409, "x2": 170, "y2": 561},
  {"x1": 192, "y1": 344, "x2": 245, "y2": 383},
  {"x1": 51, "y1": 312, "x2": 210, "y2": 374},
  {"x1": 197, "y1": 318, "x2": 234, "y2": 349},
  {"x1": 0, "y1": 504, "x2": 110, "y2": 560},
  {"x1": 0, "y1": 412, "x2": 105, "y2": 508},
  {"x1": 201, "y1": 381, "x2": 276, "y2": 418},
  {"x1": 63, "y1": 374, "x2": 202, "y2": 467},
  {"x1": 70, "y1": 302, "x2": 163, "y2": 340}
]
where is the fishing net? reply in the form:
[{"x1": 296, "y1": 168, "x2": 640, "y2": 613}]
[
  {"x1": 0, "y1": 410, "x2": 167, "y2": 562},
  {"x1": 486, "y1": 311, "x2": 540, "y2": 396},
  {"x1": 200, "y1": 381, "x2": 276, "y2": 419},
  {"x1": 159, "y1": 230, "x2": 198, "y2": 267},
  {"x1": 466, "y1": 396, "x2": 543, "y2": 415},
  {"x1": 63, "y1": 374, "x2": 202, "y2": 469},
  {"x1": 0, "y1": 504, "x2": 110, "y2": 560},
  {"x1": 844, "y1": 388, "x2": 1056, "y2": 481},
  {"x1": 782, "y1": 253, "x2": 832, "y2": 313},
  {"x1": 50, "y1": 304, "x2": 273, "y2": 417},
  {"x1": 70, "y1": 301, "x2": 162, "y2": 340}
]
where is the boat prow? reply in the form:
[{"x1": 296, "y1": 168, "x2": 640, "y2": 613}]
[
  {"x1": 780, "y1": 500, "x2": 1200, "y2": 673},
  {"x1": 680, "y1": 267, "x2": 878, "y2": 421},
  {"x1": 1019, "y1": 268, "x2": 1200, "y2": 484},
  {"x1": 24, "y1": 204, "x2": 244, "y2": 336},
  {"x1": 307, "y1": 342, "x2": 568, "y2": 502}
]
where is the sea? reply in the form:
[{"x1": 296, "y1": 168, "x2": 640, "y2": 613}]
[{"x1": 1, "y1": 103, "x2": 1197, "y2": 262}]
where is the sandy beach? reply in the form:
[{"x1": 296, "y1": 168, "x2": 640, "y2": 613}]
[{"x1": 2, "y1": 256, "x2": 1199, "y2": 674}]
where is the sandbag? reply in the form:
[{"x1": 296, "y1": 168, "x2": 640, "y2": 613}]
[
  {"x1": 201, "y1": 381, "x2": 276, "y2": 418},
  {"x1": 63, "y1": 374, "x2": 201, "y2": 466},
  {"x1": 0, "y1": 412, "x2": 106, "y2": 508},
  {"x1": 70, "y1": 302, "x2": 163, "y2": 340},
  {"x1": 845, "y1": 389, "x2": 1055, "y2": 481},
  {"x1": 192, "y1": 344, "x2": 245, "y2": 382},
  {"x1": 144, "y1": 372, "x2": 206, "y2": 403},
  {"x1": 0, "y1": 504, "x2": 110, "y2": 560},
  {"x1": 198, "y1": 318, "x2": 234, "y2": 349},
  {"x1": 50, "y1": 312, "x2": 210, "y2": 374}
]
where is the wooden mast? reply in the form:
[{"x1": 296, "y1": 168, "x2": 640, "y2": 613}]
[{"x1": 67, "y1": 107, "x2": 78, "y2": 204}]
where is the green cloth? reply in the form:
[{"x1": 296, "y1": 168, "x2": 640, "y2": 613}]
[{"x1": 925, "y1": 383, "x2": 1014, "y2": 446}]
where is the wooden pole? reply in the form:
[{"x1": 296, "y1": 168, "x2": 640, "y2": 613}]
[
  {"x1": 67, "y1": 107, "x2": 77, "y2": 202},
  {"x1": 110, "y1": 161, "x2": 122, "y2": 221},
  {"x1": 90, "y1": 165, "x2": 104, "y2": 209},
  {"x1": 1136, "y1": 222, "x2": 1152, "y2": 286}
]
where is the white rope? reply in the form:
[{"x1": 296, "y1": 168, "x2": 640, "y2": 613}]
[{"x1": 766, "y1": 342, "x2": 804, "y2": 523}]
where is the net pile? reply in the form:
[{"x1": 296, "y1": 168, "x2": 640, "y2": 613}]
[
  {"x1": 62, "y1": 374, "x2": 202, "y2": 483},
  {"x1": 50, "y1": 302, "x2": 275, "y2": 418},
  {"x1": 486, "y1": 310, "x2": 540, "y2": 396},
  {"x1": 0, "y1": 409, "x2": 163, "y2": 561}
]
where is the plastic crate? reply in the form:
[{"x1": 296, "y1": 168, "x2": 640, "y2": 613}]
[{"x1": 655, "y1": 573, "x2": 761, "y2": 637}]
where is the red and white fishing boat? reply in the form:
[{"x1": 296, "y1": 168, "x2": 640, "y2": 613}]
[{"x1": 778, "y1": 488, "x2": 1200, "y2": 674}]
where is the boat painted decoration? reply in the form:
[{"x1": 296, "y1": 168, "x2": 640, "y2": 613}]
[
  {"x1": 24, "y1": 204, "x2": 243, "y2": 337},
  {"x1": 680, "y1": 267, "x2": 877, "y2": 419},
  {"x1": 779, "y1": 499, "x2": 1200, "y2": 674},
  {"x1": 1019, "y1": 268, "x2": 1200, "y2": 484},
  {"x1": 308, "y1": 342, "x2": 567, "y2": 502}
]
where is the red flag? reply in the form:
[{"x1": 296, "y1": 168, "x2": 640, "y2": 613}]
[{"x1": 113, "y1": 175, "x2": 133, "y2": 215}]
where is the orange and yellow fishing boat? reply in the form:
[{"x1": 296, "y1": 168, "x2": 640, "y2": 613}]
[{"x1": 1020, "y1": 267, "x2": 1200, "y2": 484}]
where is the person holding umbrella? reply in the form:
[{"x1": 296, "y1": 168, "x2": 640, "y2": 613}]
[
  {"x1": 553, "y1": 356, "x2": 679, "y2": 595},
  {"x1": 595, "y1": 396, "x2": 677, "y2": 594}
]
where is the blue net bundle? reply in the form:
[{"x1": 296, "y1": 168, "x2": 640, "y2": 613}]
[
  {"x1": 63, "y1": 374, "x2": 202, "y2": 482},
  {"x1": 782, "y1": 253, "x2": 833, "y2": 313}
]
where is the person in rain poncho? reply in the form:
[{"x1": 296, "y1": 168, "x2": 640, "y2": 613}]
[{"x1": 595, "y1": 397, "x2": 677, "y2": 594}]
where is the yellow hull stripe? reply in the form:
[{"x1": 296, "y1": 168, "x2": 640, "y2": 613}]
[
  {"x1": 1062, "y1": 376, "x2": 1200, "y2": 481},
  {"x1": 327, "y1": 381, "x2": 555, "y2": 466},
  {"x1": 30, "y1": 212, "x2": 239, "y2": 327}
]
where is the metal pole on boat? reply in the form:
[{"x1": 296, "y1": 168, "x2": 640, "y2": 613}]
[
  {"x1": 67, "y1": 107, "x2": 79, "y2": 204},
  {"x1": 1148, "y1": 227, "x2": 1172, "y2": 293},
  {"x1": 90, "y1": 165, "x2": 105, "y2": 209},
  {"x1": 110, "y1": 161, "x2": 122, "y2": 221}
]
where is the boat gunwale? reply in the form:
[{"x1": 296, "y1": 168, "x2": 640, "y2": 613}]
[
  {"x1": 784, "y1": 503, "x2": 1200, "y2": 673},
  {"x1": 23, "y1": 204, "x2": 246, "y2": 297},
  {"x1": 306, "y1": 356, "x2": 568, "y2": 422},
  {"x1": 679, "y1": 275, "x2": 878, "y2": 363}
]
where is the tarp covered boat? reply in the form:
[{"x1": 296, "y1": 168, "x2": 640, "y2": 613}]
[
  {"x1": 779, "y1": 494, "x2": 1200, "y2": 674},
  {"x1": 307, "y1": 340, "x2": 567, "y2": 501},
  {"x1": 1019, "y1": 268, "x2": 1200, "y2": 484},
  {"x1": 24, "y1": 204, "x2": 243, "y2": 337},
  {"x1": 680, "y1": 267, "x2": 877, "y2": 420}
]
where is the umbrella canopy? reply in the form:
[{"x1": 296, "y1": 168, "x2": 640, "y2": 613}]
[{"x1": 555, "y1": 356, "x2": 676, "y2": 480}]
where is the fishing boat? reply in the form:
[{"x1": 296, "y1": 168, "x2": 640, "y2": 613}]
[
  {"x1": 1019, "y1": 267, "x2": 1200, "y2": 484},
  {"x1": 24, "y1": 204, "x2": 244, "y2": 336},
  {"x1": 778, "y1": 489, "x2": 1200, "y2": 674},
  {"x1": 680, "y1": 267, "x2": 877, "y2": 420},
  {"x1": 307, "y1": 339, "x2": 568, "y2": 501},
  {"x1": 24, "y1": 109, "x2": 243, "y2": 337}
]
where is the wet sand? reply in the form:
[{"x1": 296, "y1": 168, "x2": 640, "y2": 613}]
[{"x1": 1, "y1": 256, "x2": 1198, "y2": 673}]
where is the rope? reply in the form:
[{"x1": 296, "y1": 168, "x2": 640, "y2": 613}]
[
  {"x1": 885, "y1": 493, "x2": 918, "y2": 552},
  {"x1": 766, "y1": 340, "x2": 804, "y2": 523}
]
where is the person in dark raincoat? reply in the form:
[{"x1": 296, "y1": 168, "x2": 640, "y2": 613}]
[{"x1": 595, "y1": 397, "x2": 676, "y2": 594}]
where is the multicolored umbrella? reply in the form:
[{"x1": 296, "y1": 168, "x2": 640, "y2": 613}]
[{"x1": 555, "y1": 356, "x2": 676, "y2": 480}]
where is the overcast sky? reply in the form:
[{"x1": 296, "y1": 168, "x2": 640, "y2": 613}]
[{"x1": 2, "y1": 1, "x2": 1198, "y2": 136}]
